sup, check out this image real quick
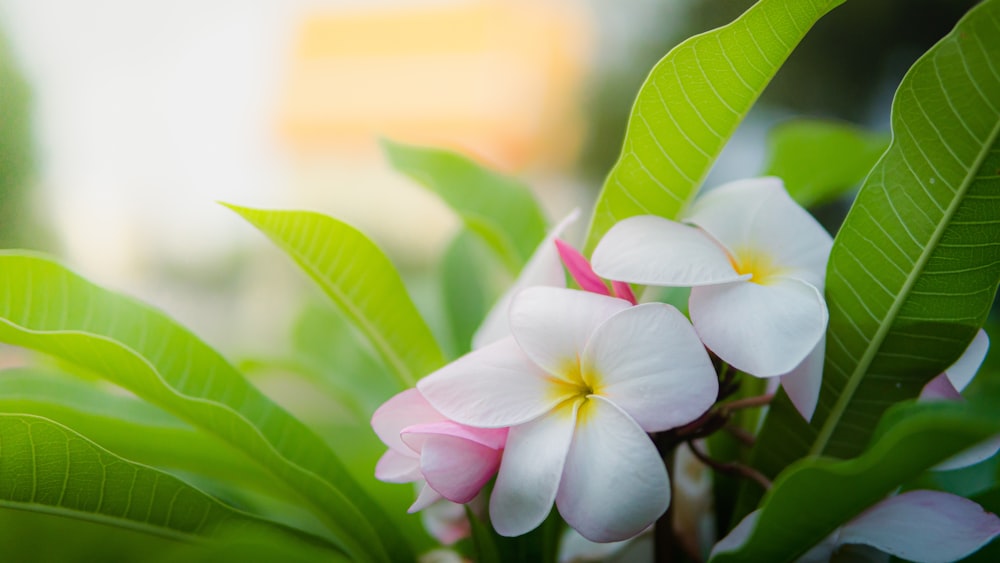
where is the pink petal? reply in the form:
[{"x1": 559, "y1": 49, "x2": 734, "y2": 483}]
[
  {"x1": 944, "y1": 329, "x2": 989, "y2": 393},
  {"x1": 592, "y1": 215, "x2": 748, "y2": 287},
  {"x1": 418, "y1": 336, "x2": 561, "y2": 428},
  {"x1": 473, "y1": 210, "x2": 579, "y2": 348},
  {"x1": 508, "y1": 287, "x2": 631, "y2": 379},
  {"x1": 420, "y1": 500, "x2": 470, "y2": 546},
  {"x1": 690, "y1": 277, "x2": 827, "y2": 377},
  {"x1": 402, "y1": 421, "x2": 508, "y2": 451},
  {"x1": 840, "y1": 490, "x2": 1000, "y2": 563},
  {"x1": 779, "y1": 336, "x2": 826, "y2": 422},
  {"x1": 409, "y1": 481, "x2": 444, "y2": 513},
  {"x1": 555, "y1": 239, "x2": 611, "y2": 296},
  {"x1": 582, "y1": 303, "x2": 717, "y2": 432},
  {"x1": 371, "y1": 388, "x2": 447, "y2": 454},
  {"x1": 920, "y1": 373, "x2": 964, "y2": 401},
  {"x1": 420, "y1": 434, "x2": 503, "y2": 504},
  {"x1": 610, "y1": 280, "x2": 638, "y2": 305},
  {"x1": 686, "y1": 178, "x2": 832, "y2": 290},
  {"x1": 556, "y1": 397, "x2": 669, "y2": 542},
  {"x1": 490, "y1": 404, "x2": 578, "y2": 537},
  {"x1": 375, "y1": 449, "x2": 422, "y2": 483}
]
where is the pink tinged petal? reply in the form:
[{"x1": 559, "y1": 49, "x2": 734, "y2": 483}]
[
  {"x1": 556, "y1": 397, "x2": 670, "y2": 542},
  {"x1": 611, "y1": 280, "x2": 638, "y2": 305},
  {"x1": 591, "y1": 215, "x2": 749, "y2": 287},
  {"x1": 473, "y1": 210, "x2": 579, "y2": 348},
  {"x1": 780, "y1": 335, "x2": 826, "y2": 422},
  {"x1": 555, "y1": 239, "x2": 611, "y2": 296},
  {"x1": 375, "y1": 450, "x2": 422, "y2": 483},
  {"x1": 402, "y1": 421, "x2": 508, "y2": 451},
  {"x1": 508, "y1": 287, "x2": 631, "y2": 378},
  {"x1": 419, "y1": 434, "x2": 503, "y2": 504},
  {"x1": 409, "y1": 481, "x2": 444, "y2": 513},
  {"x1": 583, "y1": 303, "x2": 718, "y2": 432},
  {"x1": 418, "y1": 336, "x2": 562, "y2": 428},
  {"x1": 490, "y1": 404, "x2": 578, "y2": 537},
  {"x1": 371, "y1": 388, "x2": 447, "y2": 453},
  {"x1": 690, "y1": 277, "x2": 828, "y2": 377},
  {"x1": 945, "y1": 329, "x2": 989, "y2": 393},
  {"x1": 420, "y1": 501, "x2": 470, "y2": 546},
  {"x1": 686, "y1": 178, "x2": 832, "y2": 289},
  {"x1": 920, "y1": 373, "x2": 964, "y2": 401},
  {"x1": 839, "y1": 490, "x2": 1000, "y2": 563}
]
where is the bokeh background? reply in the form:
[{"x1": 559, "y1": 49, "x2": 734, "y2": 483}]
[{"x1": 0, "y1": 0, "x2": 983, "y2": 404}]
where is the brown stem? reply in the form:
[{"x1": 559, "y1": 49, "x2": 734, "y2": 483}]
[
  {"x1": 687, "y1": 440, "x2": 772, "y2": 491},
  {"x1": 720, "y1": 393, "x2": 774, "y2": 413},
  {"x1": 724, "y1": 423, "x2": 756, "y2": 446}
]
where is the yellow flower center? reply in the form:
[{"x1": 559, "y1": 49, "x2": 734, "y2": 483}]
[
  {"x1": 549, "y1": 356, "x2": 601, "y2": 421},
  {"x1": 729, "y1": 247, "x2": 784, "y2": 285}
]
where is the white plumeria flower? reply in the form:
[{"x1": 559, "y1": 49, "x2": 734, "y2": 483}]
[
  {"x1": 592, "y1": 178, "x2": 833, "y2": 418},
  {"x1": 418, "y1": 286, "x2": 719, "y2": 542},
  {"x1": 920, "y1": 329, "x2": 999, "y2": 470},
  {"x1": 712, "y1": 490, "x2": 1000, "y2": 563}
]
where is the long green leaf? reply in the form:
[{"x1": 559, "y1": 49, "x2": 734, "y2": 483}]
[
  {"x1": 583, "y1": 0, "x2": 844, "y2": 252},
  {"x1": 382, "y1": 140, "x2": 548, "y2": 273},
  {"x1": 440, "y1": 230, "x2": 504, "y2": 356},
  {"x1": 0, "y1": 252, "x2": 407, "y2": 562},
  {"x1": 710, "y1": 399, "x2": 1000, "y2": 562},
  {"x1": 226, "y1": 205, "x2": 445, "y2": 388},
  {"x1": 0, "y1": 368, "x2": 276, "y2": 494},
  {"x1": 763, "y1": 119, "x2": 889, "y2": 207},
  {"x1": 0, "y1": 414, "x2": 335, "y2": 554},
  {"x1": 747, "y1": 0, "x2": 1000, "y2": 496}
]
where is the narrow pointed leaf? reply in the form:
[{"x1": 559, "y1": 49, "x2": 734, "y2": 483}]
[
  {"x1": 382, "y1": 139, "x2": 548, "y2": 273},
  {"x1": 0, "y1": 252, "x2": 407, "y2": 563},
  {"x1": 441, "y1": 230, "x2": 503, "y2": 356},
  {"x1": 583, "y1": 0, "x2": 844, "y2": 252},
  {"x1": 0, "y1": 414, "x2": 339, "y2": 554},
  {"x1": 225, "y1": 205, "x2": 445, "y2": 389},
  {"x1": 746, "y1": 0, "x2": 1000, "y2": 503},
  {"x1": 711, "y1": 399, "x2": 1000, "y2": 563},
  {"x1": 763, "y1": 119, "x2": 889, "y2": 207}
]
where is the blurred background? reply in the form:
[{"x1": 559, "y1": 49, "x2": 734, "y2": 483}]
[{"x1": 0, "y1": 0, "x2": 981, "y2": 393}]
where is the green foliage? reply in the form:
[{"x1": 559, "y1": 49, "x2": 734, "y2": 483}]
[
  {"x1": 0, "y1": 252, "x2": 407, "y2": 562},
  {"x1": 710, "y1": 399, "x2": 1000, "y2": 562},
  {"x1": 440, "y1": 230, "x2": 505, "y2": 356},
  {"x1": 583, "y1": 0, "x2": 845, "y2": 252},
  {"x1": 382, "y1": 140, "x2": 548, "y2": 273},
  {"x1": 226, "y1": 205, "x2": 445, "y2": 389},
  {"x1": 746, "y1": 0, "x2": 1000, "y2": 507},
  {"x1": 0, "y1": 414, "x2": 335, "y2": 554},
  {"x1": 763, "y1": 119, "x2": 889, "y2": 207}
]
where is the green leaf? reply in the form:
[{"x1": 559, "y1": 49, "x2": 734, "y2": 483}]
[
  {"x1": 441, "y1": 230, "x2": 505, "y2": 356},
  {"x1": 746, "y1": 0, "x2": 1000, "y2": 498},
  {"x1": 382, "y1": 139, "x2": 548, "y2": 273},
  {"x1": 225, "y1": 205, "x2": 445, "y2": 389},
  {"x1": 762, "y1": 119, "x2": 889, "y2": 207},
  {"x1": 710, "y1": 399, "x2": 1000, "y2": 562},
  {"x1": 0, "y1": 368, "x2": 276, "y2": 495},
  {"x1": 0, "y1": 252, "x2": 407, "y2": 563},
  {"x1": 583, "y1": 0, "x2": 844, "y2": 252},
  {"x1": 0, "y1": 414, "x2": 337, "y2": 555}
]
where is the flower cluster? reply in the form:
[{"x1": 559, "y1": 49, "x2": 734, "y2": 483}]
[{"x1": 369, "y1": 178, "x2": 997, "y2": 556}]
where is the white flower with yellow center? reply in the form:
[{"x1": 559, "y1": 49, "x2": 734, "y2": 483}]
[
  {"x1": 418, "y1": 286, "x2": 718, "y2": 542},
  {"x1": 592, "y1": 178, "x2": 833, "y2": 419}
]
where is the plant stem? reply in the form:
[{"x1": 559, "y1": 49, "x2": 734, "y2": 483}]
[
  {"x1": 720, "y1": 393, "x2": 774, "y2": 413},
  {"x1": 687, "y1": 440, "x2": 772, "y2": 491}
]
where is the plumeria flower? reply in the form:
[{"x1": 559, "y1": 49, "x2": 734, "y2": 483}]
[
  {"x1": 418, "y1": 286, "x2": 718, "y2": 542},
  {"x1": 592, "y1": 178, "x2": 832, "y2": 419},
  {"x1": 712, "y1": 490, "x2": 1000, "y2": 562},
  {"x1": 371, "y1": 388, "x2": 507, "y2": 514},
  {"x1": 920, "y1": 329, "x2": 999, "y2": 470}
]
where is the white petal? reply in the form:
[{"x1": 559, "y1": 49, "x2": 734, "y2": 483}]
[
  {"x1": 508, "y1": 287, "x2": 631, "y2": 378},
  {"x1": 371, "y1": 388, "x2": 447, "y2": 454},
  {"x1": 686, "y1": 178, "x2": 832, "y2": 289},
  {"x1": 472, "y1": 210, "x2": 578, "y2": 348},
  {"x1": 490, "y1": 405, "x2": 578, "y2": 537},
  {"x1": 690, "y1": 278, "x2": 827, "y2": 377},
  {"x1": 840, "y1": 490, "x2": 1000, "y2": 563},
  {"x1": 779, "y1": 335, "x2": 826, "y2": 422},
  {"x1": 556, "y1": 397, "x2": 669, "y2": 542},
  {"x1": 418, "y1": 337, "x2": 561, "y2": 428},
  {"x1": 374, "y1": 449, "x2": 422, "y2": 483},
  {"x1": 591, "y1": 215, "x2": 749, "y2": 287},
  {"x1": 945, "y1": 329, "x2": 989, "y2": 393},
  {"x1": 934, "y1": 435, "x2": 1000, "y2": 472},
  {"x1": 409, "y1": 481, "x2": 444, "y2": 513},
  {"x1": 582, "y1": 303, "x2": 718, "y2": 431}
]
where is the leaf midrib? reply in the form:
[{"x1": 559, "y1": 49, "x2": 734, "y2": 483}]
[{"x1": 809, "y1": 102, "x2": 1000, "y2": 457}]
